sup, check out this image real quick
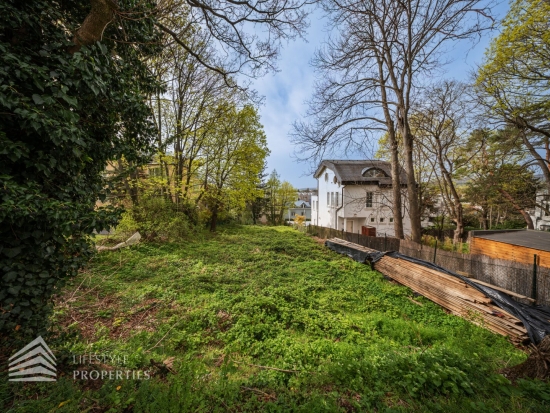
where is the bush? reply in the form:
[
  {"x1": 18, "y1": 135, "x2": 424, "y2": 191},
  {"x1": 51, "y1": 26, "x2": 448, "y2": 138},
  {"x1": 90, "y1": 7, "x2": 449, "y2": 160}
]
[{"x1": 122, "y1": 196, "x2": 197, "y2": 241}]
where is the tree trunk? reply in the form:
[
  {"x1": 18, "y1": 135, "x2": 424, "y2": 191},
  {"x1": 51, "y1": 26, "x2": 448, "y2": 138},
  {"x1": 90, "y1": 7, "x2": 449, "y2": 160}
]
[
  {"x1": 498, "y1": 189, "x2": 534, "y2": 229},
  {"x1": 128, "y1": 166, "x2": 139, "y2": 206},
  {"x1": 210, "y1": 204, "x2": 218, "y2": 232},
  {"x1": 453, "y1": 201, "x2": 464, "y2": 244},
  {"x1": 402, "y1": 127, "x2": 422, "y2": 242},
  {"x1": 517, "y1": 128, "x2": 550, "y2": 193},
  {"x1": 481, "y1": 204, "x2": 489, "y2": 230},
  {"x1": 394, "y1": 93, "x2": 422, "y2": 241},
  {"x1": 69, "y1": 0, "x2": 118, "y2": 54},
  {"x1": 376, "y1": 59, "x2": 404, "y2": 238},
  {"x1": 390, "y1": 139, "x2": 405, "y2": 239}
]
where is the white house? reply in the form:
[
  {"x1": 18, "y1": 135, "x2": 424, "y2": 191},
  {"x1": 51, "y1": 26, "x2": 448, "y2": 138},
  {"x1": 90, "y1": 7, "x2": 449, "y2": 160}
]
[
  {"x1": 287, "y1": 200, "x2": 312, "y2": 222},
  {"x1": 310, "y1": 160, "x2": 412, "y2": 237},
  {"x1": 529, "y1": 189, "x2": 550, "y2": 231}
]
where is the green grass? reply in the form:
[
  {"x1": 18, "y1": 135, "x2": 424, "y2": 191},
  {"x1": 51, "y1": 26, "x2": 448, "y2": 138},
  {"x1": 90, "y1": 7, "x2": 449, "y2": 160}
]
[{"x1": 2, "y1": 225, "x2": 549, "y2": 412}]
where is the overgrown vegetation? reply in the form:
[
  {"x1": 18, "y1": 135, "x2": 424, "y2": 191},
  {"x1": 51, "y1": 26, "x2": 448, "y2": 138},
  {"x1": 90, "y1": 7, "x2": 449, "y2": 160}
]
[
  {"x1": 2, "y1": 226, "x2": 549, "y2": 412},
  {"x1": 421, "y1": 235, "x2": 470, "y2": 254}
]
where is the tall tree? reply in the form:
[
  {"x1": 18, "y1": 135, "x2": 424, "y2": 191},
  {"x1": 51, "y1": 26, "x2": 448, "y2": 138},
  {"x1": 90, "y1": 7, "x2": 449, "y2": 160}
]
[
  {"x1": 277, "y1": 181, "x2": 299, "y2": 224},
  {"x1": 293, "y1": 0, "x2": 493, "y2": 241},
  {"x1": 0, "y1": 0, "x2": 161, "y2": 340},
  {"x1": 476, "y1": 0, "x2": 550, "y2": 190},
  {"x1": 265, "y1": 170, "x2": 282, "y2": 225},
  {"x1": 202, "y1": 104, "x2": 269, "y2": 231},
  {"x1": 464, "y1": 129, "x2": 540, "y2": 229},
  {"x1": 246, "y1": 164, "x2": 269, "y2": 225},
  {"x1": 411, "y1": 81, "x2": 476, "y2": 243},
  {"x1": 264, "y1": 171, "x2": 297, "y2": 225}
]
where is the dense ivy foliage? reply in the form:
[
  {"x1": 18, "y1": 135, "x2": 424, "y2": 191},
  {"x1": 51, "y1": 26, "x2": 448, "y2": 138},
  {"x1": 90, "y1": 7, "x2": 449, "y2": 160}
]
[{"x1": 0, "y1": 0, "x2": 161, "y2": 342}]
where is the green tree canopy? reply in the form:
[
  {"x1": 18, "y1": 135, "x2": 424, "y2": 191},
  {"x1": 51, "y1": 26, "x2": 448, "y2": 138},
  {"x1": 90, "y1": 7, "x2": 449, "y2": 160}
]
[
  {"x1": 202, "y1": 104, "x2": 269, "y2": 231},
  {"x1": 476, "y1": 0, "x2": 550, "y2": 187}
]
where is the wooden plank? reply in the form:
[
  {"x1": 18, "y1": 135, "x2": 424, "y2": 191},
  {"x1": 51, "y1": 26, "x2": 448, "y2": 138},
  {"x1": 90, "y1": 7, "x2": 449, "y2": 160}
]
[
  {"x1": 456, "y1": 272, "x2": 536, "y2": 303},
  {"x1": 388, "y1": 258, "x2": 491, "y2": 298},
  {"x1": 326, "y1": 238, "x2": 528, "y2": 342},
  {"x1": 375, "y1": 256, "x2": 528, "y2": 341}
]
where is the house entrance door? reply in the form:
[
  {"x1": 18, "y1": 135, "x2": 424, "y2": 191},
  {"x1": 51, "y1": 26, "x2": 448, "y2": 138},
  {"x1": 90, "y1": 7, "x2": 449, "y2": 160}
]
[{"x1": 346, "y1": 220, "x2": 354, "y2": 233}]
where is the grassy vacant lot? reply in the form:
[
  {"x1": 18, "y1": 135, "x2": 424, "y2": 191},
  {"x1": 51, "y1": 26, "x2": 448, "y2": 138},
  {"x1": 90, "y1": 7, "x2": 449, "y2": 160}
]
[{"x1": 2, "y1": 226, "x2": 550, "y2": 412}]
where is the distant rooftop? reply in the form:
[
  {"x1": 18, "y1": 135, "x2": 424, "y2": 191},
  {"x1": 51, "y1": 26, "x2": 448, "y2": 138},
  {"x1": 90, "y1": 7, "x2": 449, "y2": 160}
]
[
  {"x1": 293, "y1": 200, "x2": 310, "y2": 208},
  {"x1": 472, "y1": 230, "x2": 550, "y2": 252}
]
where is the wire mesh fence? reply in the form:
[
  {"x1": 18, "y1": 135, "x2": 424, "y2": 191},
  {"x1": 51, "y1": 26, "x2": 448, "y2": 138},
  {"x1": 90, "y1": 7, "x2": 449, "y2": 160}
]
[{"x1": 307, "y1": 224, "x2": 550, "y2": 306}]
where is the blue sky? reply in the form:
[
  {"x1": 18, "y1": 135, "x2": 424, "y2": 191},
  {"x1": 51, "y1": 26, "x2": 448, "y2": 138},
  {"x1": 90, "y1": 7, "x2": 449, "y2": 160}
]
[{"x1": 252, "y1": 2, "x2": 510, "y2": 188}]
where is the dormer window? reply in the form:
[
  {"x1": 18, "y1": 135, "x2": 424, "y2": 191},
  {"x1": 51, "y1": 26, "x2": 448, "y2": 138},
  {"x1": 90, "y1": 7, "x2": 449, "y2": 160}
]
[{"x1": 362, "y1": 168, "x2": 387, "y2": 178}]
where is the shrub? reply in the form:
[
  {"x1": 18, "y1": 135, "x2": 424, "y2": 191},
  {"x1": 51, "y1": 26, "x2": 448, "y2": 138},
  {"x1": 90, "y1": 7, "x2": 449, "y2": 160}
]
[{"x1": 122, "y1": 196, "x2": 197, "y2": 241}]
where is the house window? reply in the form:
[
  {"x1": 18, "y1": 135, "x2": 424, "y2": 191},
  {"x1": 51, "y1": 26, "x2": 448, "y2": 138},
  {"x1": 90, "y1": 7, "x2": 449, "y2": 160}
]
[
  {"x1": 362, "y1": 168, "x2": 387, "y2": 178},
  {"x1": 327, "y1": 192, "x2": 330, "y2": 205},
  {"x1": 325, "y1": 173, "x2": 328, "y2": 182},
  {"x1": 330, "y1": 192, "x2": 334, "y2": 206},
  {"x1": 366, "y1": 192, "x2": 373, "y2": 208},
  {"x1": 149, "y1": 167, "x2": 162, "y2": 177},
  {"x1": 370, "y1": 217, "x2": 375, "y2": 222},
  {"x1": 335, "y1": 192, "x2": 339, "y2": 207},
  {"x1": 390, "y1": 217, "x2": 394, "y2": 223},
  {"x1": 380, "y1": 218, "x2": 384, "y2": 223}
]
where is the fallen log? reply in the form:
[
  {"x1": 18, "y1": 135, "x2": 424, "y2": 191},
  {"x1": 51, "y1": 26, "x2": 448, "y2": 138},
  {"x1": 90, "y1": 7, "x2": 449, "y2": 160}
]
[{"x1": 96, "y1": 232, "x2": 141, "y2": 252}]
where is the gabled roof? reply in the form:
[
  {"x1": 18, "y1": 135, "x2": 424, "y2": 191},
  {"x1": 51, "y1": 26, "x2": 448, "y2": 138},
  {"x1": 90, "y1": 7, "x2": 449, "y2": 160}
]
[
  {"x1": 294, "y1": 200, "x2": 310, "y2": 208},
  {"x1": 313, "y1": 160, "x2": 407, "y2": 186}
]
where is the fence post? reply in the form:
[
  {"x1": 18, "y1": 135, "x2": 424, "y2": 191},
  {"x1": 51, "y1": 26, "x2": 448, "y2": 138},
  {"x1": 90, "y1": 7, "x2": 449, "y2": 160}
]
[
  {"x1": 433, "y1": 240, "x2": 438, "y2": 263},
  {"x1": 532, "y1": 254, "x2": 538, "y2": 304}
]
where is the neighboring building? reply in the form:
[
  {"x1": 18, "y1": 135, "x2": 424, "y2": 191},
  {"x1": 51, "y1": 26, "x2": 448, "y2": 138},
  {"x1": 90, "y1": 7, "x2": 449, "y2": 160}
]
[
  {"x1": 287, "y1": 200, "x2": 311, "y2": 222},
  {"x1": 297, "y1": 188, "x2": 318, "y2": 204},
  {"x1": 529, "y1": 189, "x2": 550, "y2": 231},
  {"x1": 311, "y1": 160, "x2": 411, "y2": 236}
]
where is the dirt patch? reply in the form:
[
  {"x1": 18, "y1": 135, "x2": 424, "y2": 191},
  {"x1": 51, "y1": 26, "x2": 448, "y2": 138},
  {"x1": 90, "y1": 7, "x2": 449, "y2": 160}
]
[
  {"x1": 502, "y1": 335, "x2": 550, "y2": 381},
  {"x1": 55, "y1": 292, "x2": 161, "y2": 342},
  {"x1": 311, "y1": 236, "x2": 327, "y2": 245}
]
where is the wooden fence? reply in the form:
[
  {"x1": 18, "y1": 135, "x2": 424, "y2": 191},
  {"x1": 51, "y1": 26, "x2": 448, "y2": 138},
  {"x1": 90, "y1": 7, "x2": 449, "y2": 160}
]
[
  {"x1": 307, "y1": 224, "x2": 550, "y2": 306},
  {"x1": 307, "y1": 225, "x2": 401, "y2": 251}
]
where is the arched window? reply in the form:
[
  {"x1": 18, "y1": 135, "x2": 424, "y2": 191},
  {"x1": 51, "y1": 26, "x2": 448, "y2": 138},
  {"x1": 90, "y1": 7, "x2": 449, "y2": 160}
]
[{"x1": 362, "y1": 168, "x2": 387, "y2": 178}]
